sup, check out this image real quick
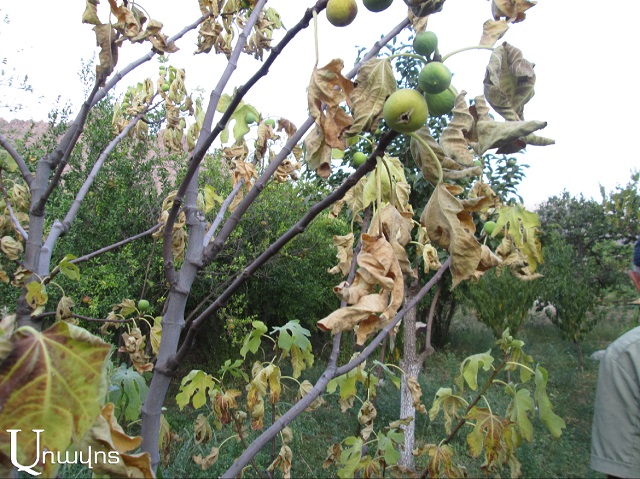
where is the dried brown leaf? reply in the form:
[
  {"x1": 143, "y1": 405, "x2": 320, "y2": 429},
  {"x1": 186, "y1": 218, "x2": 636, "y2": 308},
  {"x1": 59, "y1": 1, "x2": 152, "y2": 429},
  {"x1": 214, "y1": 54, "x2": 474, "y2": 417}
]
[
  {"x1": 328, "y1": 233, "x2": 355, "y2": 276},
  {"x1": 348, "y1": 58, "x2": 396, "y2": 136},
  {"x1": 421, "y1": 184, "x2": 482, "y2": 287},
  {"x1": 303, "y1": 124, "x2": 332, "y2": 179},
  {"x1": 491, "y1": 0, "x2": 537, "y2": 23},
  {"x1": 484, "y1": 43, "x2": 535, "y2": 121},
  {"x1": 480, "y1": 19, "x2": 510, "y2": 47},
  {"x1": 440, "y1": 91, "x2": 476, "y2": 166}
]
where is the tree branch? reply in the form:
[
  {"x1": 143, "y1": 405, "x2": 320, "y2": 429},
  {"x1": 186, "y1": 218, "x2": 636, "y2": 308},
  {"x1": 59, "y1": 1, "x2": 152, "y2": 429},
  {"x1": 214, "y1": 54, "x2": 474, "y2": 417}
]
[
  {"x1": 161, "y1": 0, "x2": 269, "y2": 284},
  {"x1": 90, "y1": 13, "x2": 211, "y2": 109},
  {"x1": 0, "y1": 132, "x2": 32, "y2": 187},
  {"x1": 0, "y1": 170, "x2": 28, "y2": 240},
  {"x1": 169, "y1": 130, "x2": 399, "y2": 371}
]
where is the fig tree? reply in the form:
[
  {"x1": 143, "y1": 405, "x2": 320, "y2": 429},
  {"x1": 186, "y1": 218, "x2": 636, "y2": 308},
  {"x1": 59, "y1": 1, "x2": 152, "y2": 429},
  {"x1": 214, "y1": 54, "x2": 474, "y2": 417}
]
[
  {"x1": 413, "y1": 31, "x2": 438, "y2": 57},
  {"x1": 382, "y1": 89, "x2": 429, "y2": 133},
  {"x1": 351, "y1": 151, "x2": 368, "y2": 167},
  {"x1": 326, "y1": 0, "x2": 358, "y2": 27},
  {"x1": 363, "y1": 0, "x2": 393, "y2": 12},
  {"x1": 418, "y1": 61, "x2": 452, "y2": 95}
]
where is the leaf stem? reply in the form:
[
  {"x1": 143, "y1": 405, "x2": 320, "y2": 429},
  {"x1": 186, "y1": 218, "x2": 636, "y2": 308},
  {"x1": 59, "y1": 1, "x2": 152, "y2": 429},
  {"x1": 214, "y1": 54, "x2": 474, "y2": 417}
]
[
  {"x1": 441, "y1": 45, "x2": 494, "y2": 63},
  {"x1": 386, "y1": 52, "x2": 428, "y2": 65}
]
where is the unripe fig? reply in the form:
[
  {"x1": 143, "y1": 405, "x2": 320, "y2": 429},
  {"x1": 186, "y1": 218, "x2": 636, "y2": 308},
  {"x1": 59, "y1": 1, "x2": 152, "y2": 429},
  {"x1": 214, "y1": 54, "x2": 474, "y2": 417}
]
[
  {"x1": 425, "y1": 85, "x2": 457, "y2": 116},
  {"x1": 363, "y1": 0, "x2": 393, "y2": 12},
  {"x1": 383, "y1": 89, "x2": 429, "y2": 133},
  {"x1": 418, "y1": 61, "x2": 452, "y2": 95},
  {"x1": 413, "y1": 31, "x2": 438, "y2": 57},
  {"x1": 351, "y1": 151, "x2": 368, "y2": 167}
]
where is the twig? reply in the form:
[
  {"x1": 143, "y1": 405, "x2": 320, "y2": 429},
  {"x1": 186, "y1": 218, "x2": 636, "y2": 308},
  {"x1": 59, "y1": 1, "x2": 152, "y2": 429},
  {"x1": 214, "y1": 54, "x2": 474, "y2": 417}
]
[
  {"x1": 202, "y1": 180, "x2": 244, "y2": 246},
  {"x1": 0, "y1": 170, "x2": 28, "y2": 240},
  {"x1": 33, "y1": 312, "x2": 134, "y2": 323},
  {"x1": 0, "y1": 132, "x2": 32, "y2": 187}
]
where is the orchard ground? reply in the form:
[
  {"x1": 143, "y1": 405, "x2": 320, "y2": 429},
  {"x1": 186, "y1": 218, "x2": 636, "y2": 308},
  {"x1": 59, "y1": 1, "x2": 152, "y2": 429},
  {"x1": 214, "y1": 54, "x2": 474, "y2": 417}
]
[{"x1": 55, "y1": 304, "x2": 637, "y2": 479}]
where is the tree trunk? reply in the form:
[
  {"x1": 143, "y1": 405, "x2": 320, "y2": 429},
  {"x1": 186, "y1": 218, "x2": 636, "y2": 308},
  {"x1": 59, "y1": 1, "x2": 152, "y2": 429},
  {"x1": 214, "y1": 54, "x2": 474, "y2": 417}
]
[{"x1": 398, "y1": 280, "x2": 421, "y2": 470}]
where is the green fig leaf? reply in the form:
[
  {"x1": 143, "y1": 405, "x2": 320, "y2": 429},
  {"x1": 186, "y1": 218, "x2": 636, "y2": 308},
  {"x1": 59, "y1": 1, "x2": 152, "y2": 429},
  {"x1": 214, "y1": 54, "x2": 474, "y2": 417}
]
[{"x1": 0, "y1": 322, "x2": 110, "y2": 477}]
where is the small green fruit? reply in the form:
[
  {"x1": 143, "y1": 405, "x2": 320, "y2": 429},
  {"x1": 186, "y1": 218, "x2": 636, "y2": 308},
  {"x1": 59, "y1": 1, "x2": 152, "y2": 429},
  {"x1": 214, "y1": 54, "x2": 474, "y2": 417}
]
[
  {"x1": 245, "y1": 112, "x2": 258, "y2": 124},
  {"x1": 138, "y1": 299, "x2": 150, "y2": 311},
  {"x1": 161, "y1": 82, "x2": 170, "y2": 92},
  {"x1": 326, "y1": 0, "x2": 358, "y2": 27},
  {"x1": 473, "y1": 159, "x2": 483, "y2": 167},
  {"x1": 383, "y1": 89, "x2": 429, "y2": 134},
  {"x1": 362, "y1": 0, "x2": 393, "y2": 12},
  {"x1": 507, "y1": 158, "x2": 517, "y2": 167},
  {"x1": 351, "y1": 151, "x2": 368, "y2": 167},
  {"x1": 483, "y1": 221, "x2": 497, "y2": 235},
  {"x1": 264, "y1": 118, "x2": 276, "y2": 127},
  {"x1": 418, "y1": 61, "x2": 452, "y2": 95},
  {"x1": 413, "y1": 31, "x2": 438, "y2": 57},
  {"x1": 425, "y1": 85, "x2": 458, "y2": 116}
]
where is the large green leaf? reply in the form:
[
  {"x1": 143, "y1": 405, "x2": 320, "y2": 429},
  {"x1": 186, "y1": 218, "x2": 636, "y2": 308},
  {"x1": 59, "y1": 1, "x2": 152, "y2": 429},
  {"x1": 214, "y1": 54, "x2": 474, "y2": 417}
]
[{"x1": 0, "y1": 322, "x2": 111, "y2": 477}]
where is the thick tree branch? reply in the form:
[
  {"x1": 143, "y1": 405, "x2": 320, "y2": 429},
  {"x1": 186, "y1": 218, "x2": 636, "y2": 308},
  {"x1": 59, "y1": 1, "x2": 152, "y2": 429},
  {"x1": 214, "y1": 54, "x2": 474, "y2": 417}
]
[
  {"x1": 0, "y1": 133, "x2": 32, "y2": 187},
  {"x1": 162, "y1": 0, "x2": 269, "y2": 284}
]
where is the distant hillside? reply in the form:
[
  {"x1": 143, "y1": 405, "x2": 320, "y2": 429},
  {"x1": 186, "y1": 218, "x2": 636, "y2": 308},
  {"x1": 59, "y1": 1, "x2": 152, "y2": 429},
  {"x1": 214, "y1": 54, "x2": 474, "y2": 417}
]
[{"x1": 0, "y1": 118, "x2": 49, "y2": 146}]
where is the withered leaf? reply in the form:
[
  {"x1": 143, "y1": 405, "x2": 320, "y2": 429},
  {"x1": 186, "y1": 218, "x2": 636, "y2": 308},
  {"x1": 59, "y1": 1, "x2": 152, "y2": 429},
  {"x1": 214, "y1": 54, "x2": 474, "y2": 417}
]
[
  {"x1": 440, "y1": 92, "x2": 476, "y2": 166},
  {"x1": 480, "y1": 19, "x2": 509, "y2": 47},
  {"x1": 348, "y1": 58, "x2": 396, "y2": 136},
  {"x1": 491, "y1": 0, "x2": 537, "y2": 23},
  {"x1": 318, "y1": 234, "x2": 404, "y2": 345},
  {"x1": 328, "y1": 233, "x2": 355, "y2": 277},
  {"x1": 93, "y1": 24, "x2": 118, "y2": 83},
  {"x1": 484, "y1": 43, "x2": 536, "y2": 121},
  {"x1": 308, "y1": 59, "x2": 354, "y2": 150},
  {"x1": 303, "y1": 124, "x2": 332, "y2": 179},
  {"x1": 421, "y1": 184, "x2": 482, "y2": 287},
  {"x1": 410, "y1": 127, "x2": 445, "y2": 186},
  {"x1": 82, "y1": 0, "x2": 101, "y2": 25}
]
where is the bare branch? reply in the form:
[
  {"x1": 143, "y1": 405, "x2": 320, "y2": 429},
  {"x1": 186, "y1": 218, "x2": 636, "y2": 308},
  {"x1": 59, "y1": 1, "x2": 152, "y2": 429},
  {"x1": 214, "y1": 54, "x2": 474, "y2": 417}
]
[
  {"x1": 0, "y1": 132, "x2": 32, "y2": 187},
  {"x1": 203, "y1": 180, "x2": 244, "y2": 246},
  {"x1": 33, "y1": 312, "x2": 134, "y2": 324}
]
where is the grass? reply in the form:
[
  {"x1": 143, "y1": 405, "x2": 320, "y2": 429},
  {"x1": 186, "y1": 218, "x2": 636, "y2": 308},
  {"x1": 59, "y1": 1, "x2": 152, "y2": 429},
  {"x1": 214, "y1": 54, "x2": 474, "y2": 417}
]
[{"x1": 55, "y1": 304, "x2": 638, "y2": 478}]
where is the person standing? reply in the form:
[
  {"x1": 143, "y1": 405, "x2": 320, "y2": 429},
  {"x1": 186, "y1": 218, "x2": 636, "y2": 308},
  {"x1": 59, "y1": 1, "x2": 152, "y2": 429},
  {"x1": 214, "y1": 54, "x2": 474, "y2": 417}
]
[{"x1": 590, "y1": 325, "x2": 640, "y2": 478}]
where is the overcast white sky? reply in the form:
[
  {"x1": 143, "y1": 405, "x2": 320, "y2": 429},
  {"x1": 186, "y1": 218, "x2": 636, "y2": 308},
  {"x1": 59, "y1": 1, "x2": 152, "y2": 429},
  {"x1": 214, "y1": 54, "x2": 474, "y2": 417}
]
[{"x1": 1, "y1": 0, "x2": 638, "y2": 209}]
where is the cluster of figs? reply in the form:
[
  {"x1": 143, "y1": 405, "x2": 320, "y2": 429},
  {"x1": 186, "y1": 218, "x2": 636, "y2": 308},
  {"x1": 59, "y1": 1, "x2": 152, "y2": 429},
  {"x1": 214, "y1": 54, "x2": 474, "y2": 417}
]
[
  {"x1": 383, "y1": 30, "x2": 457, "y2": 133},
  {"x1": 324, "y1": 0, "x2": 457, "y2": 133}
]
